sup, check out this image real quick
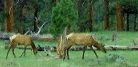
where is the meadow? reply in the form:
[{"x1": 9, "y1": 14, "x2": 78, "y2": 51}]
[{"x1": 0, "y1": 31, "x2": 138, "y2": 67}]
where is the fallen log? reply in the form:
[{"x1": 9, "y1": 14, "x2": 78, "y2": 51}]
[
  {"x1": 32, "y1": 34, "x2": 54, "y2": 42},
  {"x1": 5, "y1": 45, "x2": 138, "y2": 52},
  {"x1": 0, "y1": 33, "x2": 54, "y2": 42},
  {"x1": 105, "y1": 45, "x2": 138, "y2": 50},
  {"x1": 0, "y1": 33, "x2": 10, "y2": 40}
]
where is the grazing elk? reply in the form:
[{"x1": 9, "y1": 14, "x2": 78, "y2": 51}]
[
  {"x1": 57, "y1": 33, "x2": 106, "y2": 60},
  {"x1": 6, "y1": 34, "x2": 37, "y2": 59}
]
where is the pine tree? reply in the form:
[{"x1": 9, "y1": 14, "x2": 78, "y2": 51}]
[{"x1": 51, "y1": 0, "x2": 78, "y2": 36}]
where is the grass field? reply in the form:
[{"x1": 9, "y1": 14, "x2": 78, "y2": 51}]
[{"x1": 0, "y1": 31, "x2": 138, "y2": 67}]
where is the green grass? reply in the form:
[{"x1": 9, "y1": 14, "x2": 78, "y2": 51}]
[
  {"x1": 35, "y1": 31, "x2": 138, "y2": 47},
  {"x1": 92, "y1": 31, "x2": 138, "y2": 46},
  {"x1": 0, "y1": 31, "x2": 138, "y2": 67}
]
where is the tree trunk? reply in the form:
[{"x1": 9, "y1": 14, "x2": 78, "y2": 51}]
[
  {"x1": 77, "y1": 0, "x2": 83, "y2": 32},
  {"x1": 19, "y1": 18, "x2": 24, "y2": 34},
  {"x1": 134, "y1": 14, "x2": 137, "y2": 31},
  {"x1": 5, "y1": 0, "x2": 14, "y2": 32},
  {"x1": 116, "y1": 2, "x2": 124, "y2": 31},
  {"x1": 0, "y1": 0, "x2": 4, "y2": 11},
  {"x1": 87, "y1": 0, "x2": 93, "y2": 31},
  {"x1": 104, "y1": 0, "x2": 110, "y2": 30},
  {"x1": 126, "y1": 13, "x2": 129, "y2": 31},
  {"x1": 18, "y1": 0, "x2": 26, "y2": 34},
  {"x1": 34, "y1": 4, "x2": 39, "y2": 32},
  {"x1": 19, "y1": 9, "x2": 24, "y2": 34}
]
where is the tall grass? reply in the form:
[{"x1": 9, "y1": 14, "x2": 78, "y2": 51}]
[{"x1": 0, "y1": 31, "x2": 138, "y2": 67}]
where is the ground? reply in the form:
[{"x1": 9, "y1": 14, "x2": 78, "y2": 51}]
[{"x1": 0, "y1": 31, "x2": 138, "y2": 67}]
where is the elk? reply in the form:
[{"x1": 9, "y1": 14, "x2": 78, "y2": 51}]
[
  {"x1": 57, "y1": 33, "x2": 106, "y2": 60},
  {"x1": 6, "y1": 34, "x2": 37, "y2": 59}
]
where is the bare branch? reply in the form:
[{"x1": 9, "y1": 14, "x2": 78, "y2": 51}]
[
  {"x1": 82, "y1": 0, "x2": 86, "y2": 7},
  {"x1": 24, "y1": 30, "x2": 29, "y2": 35},
  {"x1": 34, "y1": 17, "x2": 40, "y2": 29},
  {"x1": 24, "y1": 16, "x2": 49, "y2": 36},
  {"x1": 35, "y1": 21, "x2": 48, "y2": 35},
  {"x1": 15, "y1": 0, "x2": 20, "y2": 5},
  {"x1": 24, "y1": 28, "x2": 32, "y2": 35}
]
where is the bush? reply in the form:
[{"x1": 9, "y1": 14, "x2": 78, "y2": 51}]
[{"x1": 51, "y1": 0, "x2": 78, "y2": 37}]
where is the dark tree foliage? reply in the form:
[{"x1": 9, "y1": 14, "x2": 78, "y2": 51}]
[
  {"x1": 51, "y1": 0, "x2": 78, "y2": 36},
  {"x1": 0, "y1": 0, "x2": 138, "y2": 34}
]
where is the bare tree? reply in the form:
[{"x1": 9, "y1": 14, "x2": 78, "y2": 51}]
[{"x1": 25, "y1": 20, "x2": 48, "y2": 36}]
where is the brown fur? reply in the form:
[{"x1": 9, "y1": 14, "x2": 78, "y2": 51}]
[
  {"x1": 6, "y1": 34, "x2": 37, "y2": 59},
  {"x1": 57, "y1": 33, "x2": 106, "y2": 60}
]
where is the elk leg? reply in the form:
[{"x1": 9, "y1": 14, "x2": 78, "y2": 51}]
[
  {"x1": 6, "y1": 46, "x2": 11, "y2": 59},
  {"x1": 63, "y1": 50, "x2": 66, "y2": 60},
  {"x1": 67, "y1": 46, "x2": 71, "y2": 60},
  {"x1": 67, "y1": 49, "x2": 70, "y2": 60},
  {"x1": 20, "y1": 46, "x2": 27, "y2": 57},
  {"x1": 12, "y1": 48, "x2": 16, "y2": 58},
  {"x1": 23, "y1": 46, "x2": 27, "y2": 56},
  {"x1": 90, "y1": 46, "x2": 98, "y2": 58},
  {"x1": 82, "y1": 46, "x2": 86, "y2": 59}
]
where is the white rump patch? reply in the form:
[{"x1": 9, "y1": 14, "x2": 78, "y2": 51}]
[
  {"x1": 9, "y1": 34, "x2": 18, "y2": 42},
  {"x1": 66, "y1": 33, "x2": 73, "y2": 39}
]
